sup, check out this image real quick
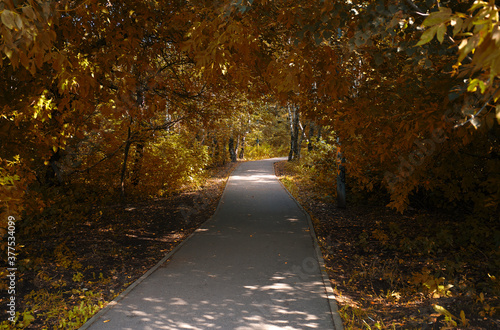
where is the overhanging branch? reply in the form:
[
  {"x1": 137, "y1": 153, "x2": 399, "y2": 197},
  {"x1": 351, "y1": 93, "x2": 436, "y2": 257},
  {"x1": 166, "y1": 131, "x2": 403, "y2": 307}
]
[{"x1": 404, "y1": 0, "x2": 429, "y2": 16}]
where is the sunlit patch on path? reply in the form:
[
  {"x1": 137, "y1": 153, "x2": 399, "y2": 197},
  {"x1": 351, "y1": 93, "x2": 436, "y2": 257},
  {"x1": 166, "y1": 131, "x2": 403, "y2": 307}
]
[{"x1": 82, "y1": 159, "x2": 341, "y2": 330}]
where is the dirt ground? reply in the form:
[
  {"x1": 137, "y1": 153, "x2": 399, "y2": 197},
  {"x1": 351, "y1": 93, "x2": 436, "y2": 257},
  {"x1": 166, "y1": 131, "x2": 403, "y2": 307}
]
[{"x1": 2, "y1": 162, "x2": 239, "y2": 329}]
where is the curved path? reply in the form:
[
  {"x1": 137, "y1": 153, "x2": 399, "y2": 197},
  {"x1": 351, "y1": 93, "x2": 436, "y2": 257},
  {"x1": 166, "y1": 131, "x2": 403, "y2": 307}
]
[{"x1": 81, "y1": 159, "x2": 342, "y2": 330}]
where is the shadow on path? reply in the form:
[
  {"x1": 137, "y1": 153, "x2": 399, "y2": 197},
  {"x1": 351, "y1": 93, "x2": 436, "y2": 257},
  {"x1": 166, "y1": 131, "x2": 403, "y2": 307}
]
[{"x1": 82, "y1": 158, "x2": 339, "y2": 330}]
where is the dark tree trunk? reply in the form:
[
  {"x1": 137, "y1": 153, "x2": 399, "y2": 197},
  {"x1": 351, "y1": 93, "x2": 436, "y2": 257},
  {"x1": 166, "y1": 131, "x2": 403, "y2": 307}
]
[
  {"x1": 228, "y1": 137, "x2": 237, "y2": 162},
  {"x1": 45, "y1": 149, "x2": 62, "y2": 186},
  {"x1": 308, "y1": 123, "x2": 315, "y2": 152},
  {"x1": 288, "y1": 104, "x2": 300, "y2": 161},
  {"x1": 123, "y1": 89, "x2": 145, "y2": 192},
  {"x1": 120, "y1": 127, "x2": 132, "y2": 198},
  {"x1": 235, "y1": 135, "x2": 240, "y2": 157},
  {"x1": 336, "y1": 138, "x2": 346, "y2": 208},
  {"x1": 131, "y1": 143, "x2": 144, "y2": 186},
  {"x1": 212, "y1": 137, "x2": 226, "y2": 166},
  {"x1": 288, "y1": 105, "x2": 294, "y2": 161},
  {"x1": 238, "y1": 136, "x2": 245, "y2": 159},
  {"x1": 211, "y1": 137, "x2": 218, "y2": 159}
]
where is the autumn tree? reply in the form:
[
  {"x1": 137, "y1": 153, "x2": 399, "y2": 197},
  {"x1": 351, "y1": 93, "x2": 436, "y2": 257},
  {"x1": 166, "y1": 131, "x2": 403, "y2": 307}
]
[
  {"x1": 326, "y1": 0, "x2": 500, "y2": 215},
  {"x1": 0, "y1": 0, "x2": 249, "y2": 236},
  {"x1": 2, "y1": 0, "x2": 498, "y2": 240},
  {"x1": 182, "y1": 0, "x2": 498, "y2": 217}
]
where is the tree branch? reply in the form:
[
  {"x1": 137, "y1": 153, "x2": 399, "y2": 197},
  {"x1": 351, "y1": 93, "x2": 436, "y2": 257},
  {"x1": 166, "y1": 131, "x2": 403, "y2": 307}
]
[
  {"x1": 404, "y1": 0, "x2": 429, "y2": 16},
  {"x1": 454, "y1": 86, "x2": 500, "y2": 129},
  {"x1": 68, "y1": 142, "x2": 126, "y2": 175},
  {"x1": 142, "y1": 116, "x2": 185, "y2": 132}
]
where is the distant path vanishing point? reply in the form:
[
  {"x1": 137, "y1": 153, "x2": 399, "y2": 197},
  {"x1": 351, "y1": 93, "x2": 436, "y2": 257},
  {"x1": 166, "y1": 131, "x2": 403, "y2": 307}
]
[{"x1": 82, "y1": 158, "x2": 342, "y2": 330}]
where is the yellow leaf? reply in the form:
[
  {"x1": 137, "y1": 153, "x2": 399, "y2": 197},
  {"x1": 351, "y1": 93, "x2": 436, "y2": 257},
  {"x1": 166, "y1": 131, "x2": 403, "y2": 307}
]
[
  {"x1": 14, "y1": 13, "x2": 23, "y2": 30},
  {"x1": 433, "y1": 304, "x2": 457, "y2": 326},
  {"x1": 417, "y1": 25, "x2": 439, "y2": 46},
  {"x1": 452, "y1": 17, "x2": 463, "y2": 36},
  {"x1": 1, "y1": 10, "x2": 16, "y2": 29},
  {"x1": 460, "y1": 310, "x2": 469, "y2": 326},
  {"x1": 436, "y1": 24, "x2": 446, "y2": 43},
  {"x1": 423, "y1": 7, "x2": 452, "y2": 26}
]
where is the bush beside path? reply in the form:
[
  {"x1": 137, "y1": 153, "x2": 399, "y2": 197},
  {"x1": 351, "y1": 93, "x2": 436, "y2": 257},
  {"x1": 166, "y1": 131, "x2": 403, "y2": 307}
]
[{"x1": 274, "y1": 160, "x2": 500, "y2": 330}]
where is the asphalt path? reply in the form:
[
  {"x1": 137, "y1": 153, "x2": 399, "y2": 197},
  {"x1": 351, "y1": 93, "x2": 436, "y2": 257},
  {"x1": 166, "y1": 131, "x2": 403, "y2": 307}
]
[{"x1": 81, "y1": 158, "x2": 342, "y2": 330}]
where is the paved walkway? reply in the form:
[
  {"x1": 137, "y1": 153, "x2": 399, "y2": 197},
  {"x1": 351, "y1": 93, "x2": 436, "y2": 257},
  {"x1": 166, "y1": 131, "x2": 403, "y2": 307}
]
[{"x1": 81, "y1": 159, "x2": 342, "y2": 330}]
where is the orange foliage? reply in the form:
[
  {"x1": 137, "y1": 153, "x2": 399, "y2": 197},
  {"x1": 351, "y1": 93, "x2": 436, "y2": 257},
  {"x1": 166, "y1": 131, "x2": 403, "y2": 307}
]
[{"x1": 1, "y1": 0, "x2": 498, "y2": 239}]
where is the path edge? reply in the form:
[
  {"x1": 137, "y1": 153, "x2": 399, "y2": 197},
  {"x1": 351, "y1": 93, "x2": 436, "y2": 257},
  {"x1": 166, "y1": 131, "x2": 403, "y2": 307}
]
[
  {"x1": 272, "y1": 159, "x2": 344, "y2": 330},
  {"x1": 79, "y1": 162, "x2": 241, "y2": 330}
]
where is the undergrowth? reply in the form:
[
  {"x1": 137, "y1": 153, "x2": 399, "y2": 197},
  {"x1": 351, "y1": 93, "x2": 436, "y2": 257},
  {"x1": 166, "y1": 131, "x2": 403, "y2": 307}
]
[
  {"x1": 0, "y1": 162, "x2": 237, "y2": 329},
  {"x1": 276, "y1": 157, "x2": 500, "y2": 329},
  {"x1": 244, "y1": 143, "x2": 287, "y2": 160},
  {"x1": 0, "y1": 240, "x2": 112, "y2": 329}
]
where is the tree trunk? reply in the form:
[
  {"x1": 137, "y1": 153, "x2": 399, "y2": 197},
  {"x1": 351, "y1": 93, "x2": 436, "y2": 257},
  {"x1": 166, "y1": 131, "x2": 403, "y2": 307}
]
[
  {"x1": 308, "y1": 123, "x2": 315, "y2": 152},
  {"x1": 45, "y1": 149, "x2": 63, "y2": 186},
  {"x1": 235, "y1": 135, "x2": 240, "y2": 157},
  {"x1": 131, "y1": 143, "x2": 144, "y2": 186},
  {"x1": 238, "y1": 136, "x2": 245, "y2": 159},
  {"x1": 297, "y1": 120, "x2": 305, "y2": 160},
  {"x1": 228, "y1": 137, "x2": 237, "y2": 162},
  {"x1": 288, "y1": 103, "x2": 300, "y2": 161},
  {"x1": 211, "y1": 136, "x2": 218, "y2": 159},
  {"x1": 288, "y1": 104, "x2": 294, "y2": 161},
  {"x1": 336, "y1": 138, "x2": 346, "y2": 208},
  {"x1": 120, "y1": 127, "x2": 132, "y2": 198},
  {"x1": 126, "y1": 89, "x2": 145, "y2": 190}
]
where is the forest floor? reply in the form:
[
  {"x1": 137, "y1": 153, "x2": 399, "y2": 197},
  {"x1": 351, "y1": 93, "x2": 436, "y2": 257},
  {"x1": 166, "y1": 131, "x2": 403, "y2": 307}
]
[
  {"x1": 2, "y1": 159, "x2": 498, "y2": 329},
  {"x1": 274, "y1": 160, "x2": 500, "y2": 330},
  {"x1": 1, "y1": 161, "x2": 239, "y2": 329}
]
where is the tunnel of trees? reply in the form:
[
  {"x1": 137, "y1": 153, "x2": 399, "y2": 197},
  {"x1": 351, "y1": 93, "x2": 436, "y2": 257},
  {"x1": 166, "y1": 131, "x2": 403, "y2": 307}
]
[
  {"x1": 0, "y1": 0, "x2": 499, "y2": 328},
  {"x1": 2, "y1": 0, "x2": 499, "y2": 225}
]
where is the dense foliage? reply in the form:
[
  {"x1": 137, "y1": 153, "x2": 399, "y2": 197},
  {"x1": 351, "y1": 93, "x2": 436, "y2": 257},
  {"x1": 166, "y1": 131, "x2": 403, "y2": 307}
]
[
  {"x1": 1, "y1": 0, "x2": 499, "y2": 327},
  {"x1": 276, "y1": 159, "x2": 499, "y2": 329},
  {"x1": 2, "y1": 0, "x2": 498, "y2": 231}
]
